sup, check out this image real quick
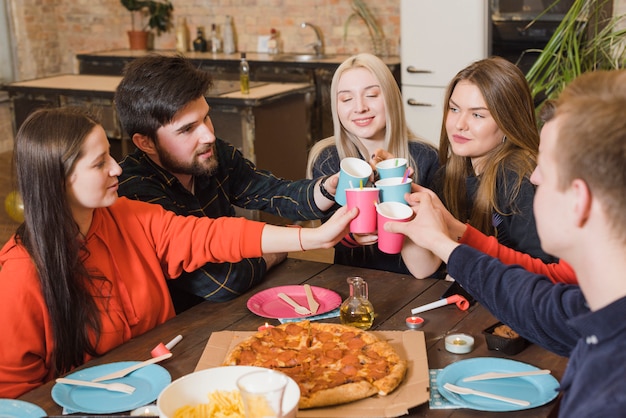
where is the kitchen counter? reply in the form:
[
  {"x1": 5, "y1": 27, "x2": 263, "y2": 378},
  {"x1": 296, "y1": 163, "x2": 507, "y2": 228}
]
[
  {"x1": 76, "y1": 48, "x2": 400, "y2": 67},
  {"x1": 76, "y1": 49, "x2": 401, "y2": 141},
  {"x1": 6, "y1": 75, "x2": 314, "y2": 183}
]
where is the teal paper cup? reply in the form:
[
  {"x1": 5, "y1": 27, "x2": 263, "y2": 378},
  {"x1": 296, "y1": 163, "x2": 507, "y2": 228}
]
[
  {"x1": 375, "y1": 177, "x2": 412, "y2": 203},
  {"x1": 336, "y1": 157, "x2": 373, "y2": 206},
  {"x1": 376, "y1": 158, "x2": 408, "y2": 179}
]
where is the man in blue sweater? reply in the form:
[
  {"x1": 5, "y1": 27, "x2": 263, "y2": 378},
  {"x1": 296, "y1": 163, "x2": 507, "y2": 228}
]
[{"x1": 388, "y1": 69, "x2": 626, "y2": 417}]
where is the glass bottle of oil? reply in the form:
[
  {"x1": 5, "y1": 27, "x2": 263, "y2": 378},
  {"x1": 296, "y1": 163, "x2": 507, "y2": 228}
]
[
  {"x1": 239, "y1": 52, "x2": 250, "y2": 94},
  {"x1": 340, "y1": 277, "x2": 375, "y2": 330}
]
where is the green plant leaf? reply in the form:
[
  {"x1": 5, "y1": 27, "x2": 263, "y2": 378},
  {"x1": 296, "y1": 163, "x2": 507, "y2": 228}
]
[{"x1": 525, "y1": 0, "x2": 626, "y2": 106}]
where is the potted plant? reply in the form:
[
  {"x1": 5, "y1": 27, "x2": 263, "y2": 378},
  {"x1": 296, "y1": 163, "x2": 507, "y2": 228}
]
[
  {"x1": 343, "y1": 0, "x2": 386, "y2": 56},
  {"x1": 525, "y1": 0, "x2": 626, "y2": 105},
  {"x1": 121, "y1": 0, "x2": 174, "y2": 50}
]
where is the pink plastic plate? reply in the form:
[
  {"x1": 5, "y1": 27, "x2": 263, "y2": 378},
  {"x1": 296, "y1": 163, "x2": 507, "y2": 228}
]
[{"x1": 247, "y1": 285, "x2": 342, "y2": 319}]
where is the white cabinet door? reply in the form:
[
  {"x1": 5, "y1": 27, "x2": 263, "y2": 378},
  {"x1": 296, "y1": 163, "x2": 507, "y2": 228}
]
[
  {"x1": 402, "y1": 85, "x2": 445, "y2": 147},
  {"x1": 400, "y1": 0, "x2": 490, "y2": 87}
]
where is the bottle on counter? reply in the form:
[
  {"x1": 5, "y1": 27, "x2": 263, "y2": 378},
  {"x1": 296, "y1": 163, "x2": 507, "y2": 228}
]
[
  {"x1": 239, "y1": 52, "x2": 250, "y2": 94},
  {"x1": 193, "y1": 28, "x2": 207, "y2": 52},
  {"x1": 175, "y1": 17, "x2": 189, "y2": 53},
  {"x1": 222, "y1": 15, "x2": 236, "y2": 54},
  {"x1": 267, "y1": 28, "x2": 279, "y2": 55},
  {"x1": 210, "y1": 23, "x2": 221, "y2": 53}
]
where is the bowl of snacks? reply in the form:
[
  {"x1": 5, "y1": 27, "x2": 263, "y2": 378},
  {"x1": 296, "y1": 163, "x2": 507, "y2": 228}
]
[
  {"x1": 157, "y1": 366, "x2": 300, "y2": 418},
  {"x1": 483, "y1": 322, "x2": 530, "y2": 355}
]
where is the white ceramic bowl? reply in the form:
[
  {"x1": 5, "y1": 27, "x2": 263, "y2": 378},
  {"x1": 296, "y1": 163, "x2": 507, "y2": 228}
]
[{"x1": 157, "y1": 366, "x2": 300, "y2": 418}]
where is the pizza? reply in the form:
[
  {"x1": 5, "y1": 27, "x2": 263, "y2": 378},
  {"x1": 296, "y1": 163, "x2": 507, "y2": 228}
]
[{"x1": 223, "y1": 321, "x2": 407, "y2": 409}]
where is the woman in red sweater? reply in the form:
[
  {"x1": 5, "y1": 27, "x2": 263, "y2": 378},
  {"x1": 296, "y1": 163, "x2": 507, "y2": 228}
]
[
  {"x1": 405, "y1": 184, "x2": 576, "y2": 284},
  {"x1": 0, "y1": 107, "x2": 356, "y2": 398}
]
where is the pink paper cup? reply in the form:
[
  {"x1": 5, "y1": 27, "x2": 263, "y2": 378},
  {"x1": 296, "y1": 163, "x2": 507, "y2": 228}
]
[
  {"x1": 376, "y1": 201, "x2": 413, "y2": 254},
  {"x1": 345, "y1": 187, "x2": 379, "y2": 233}
]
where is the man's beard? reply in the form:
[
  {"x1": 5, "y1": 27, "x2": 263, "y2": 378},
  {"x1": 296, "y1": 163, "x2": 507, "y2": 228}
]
[{"x1": 156, "y1": 144, "x2": 218, "y2": 177}]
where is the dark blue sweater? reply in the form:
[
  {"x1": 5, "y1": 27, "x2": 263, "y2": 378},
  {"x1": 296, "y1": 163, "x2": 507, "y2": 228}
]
[{"x1": 449, "y1": 245, "x2": 626, "y2": 417}]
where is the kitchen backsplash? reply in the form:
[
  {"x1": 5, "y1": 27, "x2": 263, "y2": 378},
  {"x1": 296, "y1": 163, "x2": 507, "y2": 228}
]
[{"x1": 6, "y1": 0, "x2": 401, "y2": 81}]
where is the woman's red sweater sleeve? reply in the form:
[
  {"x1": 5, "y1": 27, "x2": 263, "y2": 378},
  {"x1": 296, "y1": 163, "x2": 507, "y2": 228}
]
[{"x1": 459, "y1": 224, "x2": 577, "y2": 284}]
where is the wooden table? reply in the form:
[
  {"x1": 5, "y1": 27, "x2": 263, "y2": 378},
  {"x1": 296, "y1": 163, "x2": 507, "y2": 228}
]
[{"x1": 18, "y1": 259, "x2": 567, "y2": 417}]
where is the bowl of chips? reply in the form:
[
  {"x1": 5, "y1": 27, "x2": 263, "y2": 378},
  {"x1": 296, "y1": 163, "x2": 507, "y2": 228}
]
[{"x1": 157, "y1": 366, "x2": 300, "y2": 418}]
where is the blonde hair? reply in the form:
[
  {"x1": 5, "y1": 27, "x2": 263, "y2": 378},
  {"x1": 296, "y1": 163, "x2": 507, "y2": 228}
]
[{"x1": 306, "y1": 53, "x2": 427, "y2": 179}]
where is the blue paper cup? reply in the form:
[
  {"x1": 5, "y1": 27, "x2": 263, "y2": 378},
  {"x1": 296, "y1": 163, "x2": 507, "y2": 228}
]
[
  {"x1": 336, "y1": 157, "x2": 373, "y2": 206},
  {"x1": 376, "y1": 158, "x2": 408, "y2": 179},
  {"x1": 375, "y1": 177, "x2": 412, "y2": 203}
]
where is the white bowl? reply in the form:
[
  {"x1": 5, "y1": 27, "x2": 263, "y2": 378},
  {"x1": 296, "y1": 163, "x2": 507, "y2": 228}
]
[{"x1": 157, "y1": 366, "x2": 300, "y2": 418}]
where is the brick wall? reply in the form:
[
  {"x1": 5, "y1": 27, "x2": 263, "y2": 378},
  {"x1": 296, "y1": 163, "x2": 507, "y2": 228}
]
[
  {"x1": 5, "y1": 0, "x2": 626, "y2": 81},
  {"x1": 7, "y1": 0, "x2": 401, "y2": 80}
]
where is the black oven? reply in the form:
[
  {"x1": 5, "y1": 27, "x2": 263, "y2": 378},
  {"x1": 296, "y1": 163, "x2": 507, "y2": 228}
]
[{"x1": 491, "y1": 0, "x2": 575, "y2": 73}]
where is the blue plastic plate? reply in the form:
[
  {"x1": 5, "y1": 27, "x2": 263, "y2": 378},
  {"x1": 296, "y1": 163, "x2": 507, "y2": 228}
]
[
  {"x1": 0, "y1": 399, "x2": 46, "y2": 418},
  {"x1": 51, "y1": 362, "x2": 171, "y2": 414},
  {"x1": 436, "y1": 357, "x2": 559, "y2": 412}
]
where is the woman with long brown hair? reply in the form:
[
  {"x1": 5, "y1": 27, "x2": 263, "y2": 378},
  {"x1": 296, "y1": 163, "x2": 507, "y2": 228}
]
[
  {"x1": 399, "y1": 57, "x2": 556, "y2": 278},
  {"x1": 0, "y1": 106, "x2": 355, "y2": 398}
]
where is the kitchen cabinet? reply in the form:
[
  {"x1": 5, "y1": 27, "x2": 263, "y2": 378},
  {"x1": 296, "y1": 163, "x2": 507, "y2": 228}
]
[
  {"x1": 5, "y1": 75, "x2": 314, "y2": 181},
  {"x1": 400, "y1": 0, "x2": 490, "y2": 147},
  {"x1": 76, "y1": 50, "x2": 401, "y2": 144}
]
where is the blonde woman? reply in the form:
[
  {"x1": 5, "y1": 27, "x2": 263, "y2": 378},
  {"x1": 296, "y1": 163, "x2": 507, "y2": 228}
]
[{"x1": 306, "y1": 53, "x2": 439, "y2": 274}]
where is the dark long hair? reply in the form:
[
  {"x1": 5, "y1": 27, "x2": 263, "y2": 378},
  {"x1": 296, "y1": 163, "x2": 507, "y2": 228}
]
[
  {"x1": 14, "y1": 107, "x2": 103, "y2": 374},
  {"x1": 438, "y1": 57, "x2": 539, "y2": 233}
]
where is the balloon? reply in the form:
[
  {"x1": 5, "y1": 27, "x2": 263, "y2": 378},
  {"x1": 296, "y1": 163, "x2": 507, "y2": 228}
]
[{"x1": 4, "y1": 190, "x2": 24, "y2": 223}]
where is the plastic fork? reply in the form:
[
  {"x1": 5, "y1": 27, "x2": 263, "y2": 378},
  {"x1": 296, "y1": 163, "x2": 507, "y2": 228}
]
[
  {"x1": 443, "y1": 383, "x2": 530, "y2": 406},
  {"x1": 55, "y1": 378, "x2": 136, "y2": 394},
  {"x1": 277, "y1": 292, "x2": 312, "y2": 315},
  {"x1": 91, "y1": 352, "x2": 172, "y2": 382}
]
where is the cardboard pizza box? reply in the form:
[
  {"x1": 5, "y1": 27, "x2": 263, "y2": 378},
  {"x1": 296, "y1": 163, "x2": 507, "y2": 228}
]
[{"x1": 195, "y1": 330, "x2": 430, "y2": 417}]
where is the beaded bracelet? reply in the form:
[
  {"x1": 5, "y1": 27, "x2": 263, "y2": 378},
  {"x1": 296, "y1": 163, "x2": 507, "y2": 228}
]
[{"x1": 319, "y1": 175, "x2": 335, "y2": 201}]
